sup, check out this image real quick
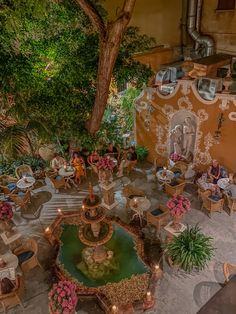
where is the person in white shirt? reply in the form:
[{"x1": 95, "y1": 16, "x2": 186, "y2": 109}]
[{"x1": 51, "y1": 153, "x2": 66, "y2": 172}]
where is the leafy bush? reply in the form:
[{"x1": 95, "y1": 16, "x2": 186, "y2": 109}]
[
  {"x1": 165, "y1": 225, "x2": 214, "y2": 272},
  {"x1": 135, "y1": 145, "x2": 148, "y2": 161},
  {"x1": 0, "y1": 156, "x2": 46, "y2": 177}
]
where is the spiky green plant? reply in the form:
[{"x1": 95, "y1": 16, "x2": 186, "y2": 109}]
[{"x1": 165, "y1": 225, "x2": 214, "y2": 272}]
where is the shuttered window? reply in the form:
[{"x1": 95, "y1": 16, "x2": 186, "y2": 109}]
[{"x1": 217, "y1": 0, "x2": 235, "y2": 10}]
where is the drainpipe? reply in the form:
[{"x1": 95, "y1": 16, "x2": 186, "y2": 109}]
[
  {"x1": 181, "y1": 0, "x2": 188, "y2": 54},
  {"x1": 195, "y1": 0, "x2": 202, "y2": 51},
  {"x1": 187, "y1": 0, "x2": 214, "y2": 56}
]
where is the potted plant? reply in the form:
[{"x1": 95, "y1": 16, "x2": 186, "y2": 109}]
[
  {"x1": 166, "y1": 194, "x2": 191, "y2": 230},
  {"x1": 165, "y1": 225, "x2": 214, "y2": 272},
  {"x1": 48, "y1": 280, "x2": 78, "y2": 314},
  {"x1": 97, "y1": 156, "x2": 115, "y2": 184},
  {"x1": 0, "y1": 202, "x2": 14, "y2": 235},
  {"x1": 135, "y1": 145, "x2": 148, "y2": 161}
]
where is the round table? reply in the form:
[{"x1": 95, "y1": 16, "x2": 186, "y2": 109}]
[
  {"x1": 17, "y1": 176, "x2": 35, "y2": 190},
  {"x1": 156, "y1": 169, "x2": 174, "y2": 183},
  {"x1": 58, "y1": 166, "x2": 75, "y2": 177},
  {"x1": 217, "y1": 178, "x2": 230, "y2": 190},
  {"x1": 58, "y1": 166, "x2": 75, "y2": 188},
  {"x1": 130, "y1": 197, "x2": 151, "y2": 226}
]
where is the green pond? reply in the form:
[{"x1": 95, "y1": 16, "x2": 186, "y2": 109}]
[{"x1": 58, "y1": 224, "x2": 149, "y2": 287}]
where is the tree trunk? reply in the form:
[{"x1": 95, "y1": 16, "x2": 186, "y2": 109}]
[{"x1": 75, "y1": 0, "x2": 136, "y2": 134}]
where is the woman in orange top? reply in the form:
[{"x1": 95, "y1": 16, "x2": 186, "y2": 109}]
[{"x1": 70, "y1": 152, "x2": 86, "y2": 184}]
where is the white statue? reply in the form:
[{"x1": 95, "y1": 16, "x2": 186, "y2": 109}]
[
  {"x1": 183, "y1": 117, "x2": 195, "y2": 156},
  {"x1": 170, "y1": 124, "x2": 183, "y2": 155}
]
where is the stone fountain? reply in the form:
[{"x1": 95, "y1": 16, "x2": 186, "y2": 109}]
[{"x1": 77, "y1": 184, "x2": 116, "y2": 278}]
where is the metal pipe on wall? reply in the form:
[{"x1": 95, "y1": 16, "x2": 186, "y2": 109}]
[
  {"x1": 195, "y1": 0, "x2": 202, "y2": 51},
  {"x1": 187, "y1": 0, "x2": 214, "y2": 56}
]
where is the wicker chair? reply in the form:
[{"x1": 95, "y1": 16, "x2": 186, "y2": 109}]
[
  {"x1": 171, "y1": 161, "x2": 188, "y2": 178},
  {"x1": 0, "y1": 175, "x2": 17, "y2": 195},
  {"x1": 13, "y1": 238, "x2": 43, "y2": 273},
  {"x1": 46, "y1": 172, "x2": 66, "y2": 192},
  {"x1": 164, "y1": 179, "x2": 186, "y2": 196},
  {"x1": 223, "y1": 262, "x2": 236, "y2": 282},
  {"x1": 15, "y1": 165, "x2": 34, "y2": 179},
  {"x1": 122, "y1": 184, "x2": 146, "y2": 209},
  {"x1": 199, "y1": 190, "x2": 224, "y2": 217},
  {"x1": 0, "y1": 275, "x2": 24, "y2": 313},
  {"x1": 224, "y1": 193, "x2": 236, "y2": 215},
  {"x1": 146, "y1": 205, "x2": 170, "y2": 232},
  {"x1": 9, "y1": 190, "x2": 31, "y2": 212}
]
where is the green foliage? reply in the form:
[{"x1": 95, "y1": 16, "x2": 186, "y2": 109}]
[
  {"x1": 135, "y1": 145, "x2": 149, "y2": 161},
  {"x1": 165, "y1": 225, "x2": 214, "y2": 272},
  {"x1": 0, "y1": 155, "x2": 46, "y2": 177},
  {"x1": 0, "y1": 0, "x2": 155, "y2": 158}
]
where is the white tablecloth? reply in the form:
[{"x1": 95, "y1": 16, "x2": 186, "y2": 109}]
[
  {"x1": 17, "y1": 176, "x2": 35, "y2": 189},
  {"x1": 58, "y1": 166, "x2": 75, "y2": 177},
  {"x1": 217, "y1": 178, "x2": 230, "y2": 190},
  {"x1": 156, "y1": 169, "x2": 174, "y2": 183}
]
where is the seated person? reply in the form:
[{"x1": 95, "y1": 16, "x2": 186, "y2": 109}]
[
  {"x1": 197, "y1": 173, "x2": 215, "y2": 191},
  {"x1": 117, "y1": 146, "x2": 137, "y2": 177},
  {"x1": 226, "y1": 173, "x2": 236, "y2": 198},
  {"x1": 51, "y1": 153, "x2": 66, "y2": 172},
  {"x1": 208, "y1": 159, "x2": 221, "y2": 184},
  {"x1": 105, "y1": 143, "x2": 118, "y2": 157},
  {"x1": 70, "y1": 152, "x2": 86, "y2": 184},
  {"x1": 0, "y1": 277, "x2": 16, "y2": 295},
  {"x1": 87, "y1": 151, "x2": 100, "y2": 173}
]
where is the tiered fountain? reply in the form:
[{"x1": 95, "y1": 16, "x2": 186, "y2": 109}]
[{"x1": 77, "y1": 184, "x2": 117, "y2": 279}]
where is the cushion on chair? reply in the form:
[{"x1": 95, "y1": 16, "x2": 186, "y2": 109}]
[
  {"x1": 7, "y1": 183, "x2": 17, "y2": 191},
  {"x1": 174, "y1": 171, "x2": 182, "y2": 178},
  {"x1": 151, "y1": 208, "x2": 164, "y2": 216},
  {"x1": 17, "y1": 191, "x2": 25, "y2": 197},
  {"x1": 17, "y1": 251, "x2": 34, "y2": 264},
  {"x1": 208, "y1": 195, "x2": 222, "y2": 201},
  {"x1": 55, "y1": 176, "x2": 62, "y2": 181}
]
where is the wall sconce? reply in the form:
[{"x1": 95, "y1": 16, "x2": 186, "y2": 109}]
[{"x1": 214, "y1": 113, "x2": 224, "y2": 140}]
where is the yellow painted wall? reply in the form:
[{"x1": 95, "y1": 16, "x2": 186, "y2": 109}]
[
  {"x1": 135, "y1": 82, "x2": 236, "y2": 172},
  {"x1": 201, "y1": 0, "x2": 236, "y2": 55},
  {"x1": 103, "y1": 0, "x2": 182, "y2": 47}
]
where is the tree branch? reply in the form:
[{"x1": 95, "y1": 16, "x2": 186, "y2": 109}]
[{"x1": 74, "y1": 0, "x2": 106, "y2": 38}]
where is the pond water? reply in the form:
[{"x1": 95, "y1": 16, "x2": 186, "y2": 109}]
[{"x1": 58, "y1": 224, "x2": 149, "y2": 287}]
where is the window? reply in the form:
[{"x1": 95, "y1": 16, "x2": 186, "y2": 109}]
[{"x1": 217, "y1": 0, "x2": 235, "y2": 10}]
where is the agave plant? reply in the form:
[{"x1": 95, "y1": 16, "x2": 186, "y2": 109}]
[{"x1": 165, "y1": 225, "x2": 214, "y2": 272}]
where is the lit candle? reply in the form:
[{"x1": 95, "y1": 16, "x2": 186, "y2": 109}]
[
  {"x1": 154, "y1": 264, "x2": 159, "y2": 272},
  {"x1": 64, "y1": 165, "x2": 67, "y2": 170},
  {"x1": 82, "y1": 205, "x2": 85, "y2": 211},
  {"x1": 111, "y1": 305, "x2": 118, "y2": 313},
  {"x1": 57, "y1": 208, "x2": 62, "y2": 215},
  {"x1": 146, "y1": 291, "x2": 152, "y2": 302},
  {"x1": 45, "y1": 227, "x2": 50, "y2": 233}
]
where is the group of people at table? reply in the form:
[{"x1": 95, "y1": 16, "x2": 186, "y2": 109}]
[
  {"x1": 197, "y1": 159, "x2": 236, "y2": 200},
  {"x1": 50, "y1": 143, "x2": 138, "y2": 186}
]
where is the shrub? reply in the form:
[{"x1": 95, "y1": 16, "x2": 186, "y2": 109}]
[
  {"x1": 165, "y1": 225, "x2": 214, "y2": 272},
  {"x1": 135, "y1": 145, "x2": 148, "y2": 161}
]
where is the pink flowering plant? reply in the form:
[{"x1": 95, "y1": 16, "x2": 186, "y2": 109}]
[
  {"x1": 170, "y1": 152, "x2": 182, "y2": 162},
  {"x1": 166, "y1": 194, "x2": 191, "y2": 217},
  {"x1": 48, "y1": 280, "x2": 77, "y2": 314},
  {"x1": 0, "y1": 202, "x2": 13, "y2": 220},
  {"x1": 97, "y1": 156, "x2": 115, "y2": 171}
]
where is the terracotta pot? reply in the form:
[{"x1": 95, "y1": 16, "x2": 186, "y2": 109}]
[
  {"x1": 99, "y1": 169, "x2": 112, "y2": 185},
  {"x1": 49, "y1": 303, "x2": 76, "y2": 314}
]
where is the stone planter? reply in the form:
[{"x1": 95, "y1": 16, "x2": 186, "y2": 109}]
[
  {"x1": 49, "y1": 303, "x2": 76, "y2": 314},
  {"x1": 99, "y1": 169, "x2": 112, "y2": 185},
  {"x1": 171, "y1": 214, "x2": 184, "y2": 231}
]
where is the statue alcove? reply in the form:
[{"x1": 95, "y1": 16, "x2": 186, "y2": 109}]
[{"x1": 169, "y1": 110, "x2": 197, "y2": 161}]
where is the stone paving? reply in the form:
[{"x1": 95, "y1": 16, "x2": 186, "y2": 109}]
[{"x1": 1, "y1": 164, "x2": 236, "y2": 314}]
